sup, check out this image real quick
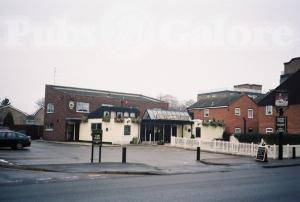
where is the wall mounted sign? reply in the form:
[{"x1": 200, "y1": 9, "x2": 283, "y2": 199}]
[{"x1": 69, "y1": 101, "x2": 75, "y2": 110}]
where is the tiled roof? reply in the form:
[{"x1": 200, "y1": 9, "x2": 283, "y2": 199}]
[
  {"x1": 188, "y1": 94, "x2": 244, "y2": 109},
  {"x1": 258, "y1": 69, "x2": 300, "y2": 106},
  {"x1": 49, "y1": 85, "x2": 166, "y2": 103},
  {"x1": 143, "y1": 109, "x2": 191, "y2": 121},
  {"x1": 88, "y1": 106, "x2": 140, "y2": 119}
]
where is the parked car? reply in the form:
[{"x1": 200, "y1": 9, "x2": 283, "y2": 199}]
[{"x1": 0, "y1": 129, "x2": 31, "y2": 149}]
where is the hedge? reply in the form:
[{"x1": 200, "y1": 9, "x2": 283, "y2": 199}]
[{"x1": 234, "y1": 133, "x2": 300, "y2": 145}]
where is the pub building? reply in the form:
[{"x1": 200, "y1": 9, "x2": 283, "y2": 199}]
[{"x1": 140, "y1": 109, "x2": 194, "y2": 143}]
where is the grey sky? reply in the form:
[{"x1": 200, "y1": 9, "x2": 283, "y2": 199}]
[{"x1": 0, "y1": 0, "x2": 299, "y2": 113}]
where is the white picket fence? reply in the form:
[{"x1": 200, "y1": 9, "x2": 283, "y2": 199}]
[{"x1": 171, "y1": 136, "x2": 300, "y2": 159}]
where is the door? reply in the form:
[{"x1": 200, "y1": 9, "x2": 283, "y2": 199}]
[
  {"x1": 196, "y1": 127, "x2": 201, "y2": 138},
  {"x1": 164, "y1": 125, "x2": 171, "y2": 143},
  {"x1": 67, "y1": 123, "x2": 75, "y2": 141}
]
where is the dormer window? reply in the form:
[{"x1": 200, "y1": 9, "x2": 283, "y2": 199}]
[
  {"x1": 117, "y1": 112, "x2": 123, "y2": 118},
  {"x1": 103, "y1": 111, "x2": 110, "y2": 117},
  {"x1": 130, "y1": 113, "x2": 135, "y2": 118}
]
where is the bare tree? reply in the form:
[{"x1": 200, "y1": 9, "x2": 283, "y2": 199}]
[
  {"x1": 157, "y1": 94, "x2": 195, "y2": 111},
  {"x1": 35, "y1": 98, "x2": 45, "y2": 109},
  {"x1": 1, "y1": 98, "x2": 10, "y2": 106}
]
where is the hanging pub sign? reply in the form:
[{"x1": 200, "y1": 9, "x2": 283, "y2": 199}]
[
  {"x1": 275, "y1": 91, "x2": 288, "y2": 107},
  {"x1": 276, "y1": 116, "x2": 287, "y2": 133}
]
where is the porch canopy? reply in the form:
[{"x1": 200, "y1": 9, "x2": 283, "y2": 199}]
[{"x1": 141, "y1": 109, "x2": 193, "y2": 143}]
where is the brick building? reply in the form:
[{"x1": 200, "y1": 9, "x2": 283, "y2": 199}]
[
  {"x1": 188, "y1": 94, "x2": 259, "y2": 134},
  {"x1": 280, "y1": 57, "x2": 300, "y2": 84},
  {"x1": 0, "y1": 105, "x2": 44, "y2": 139},
  {"x1": 258, "y1": 69, "x2": 300, "y2": 134},
  {"x1": 44, "y1": 85, "x2": 168, "y2": 141}
]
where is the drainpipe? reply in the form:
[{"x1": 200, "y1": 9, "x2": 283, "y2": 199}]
[{"x1": 243, "y1": 117, "x2": 247, "y2": 134}]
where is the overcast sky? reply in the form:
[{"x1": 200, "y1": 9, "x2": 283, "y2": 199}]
[{"x1": 0, "y1": 0, "x2": 300, "y2": 113}]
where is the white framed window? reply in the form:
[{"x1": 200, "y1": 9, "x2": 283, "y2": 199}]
[
  {"x1": 130, "y1": 113, "x2": 135, "y2": 118},
  {"x1": 124, "y1": 125, "x2": 131, "y2": 136},
  {"x1": 124, "y1": 112, "x2": 129, "y2": 118},
  {"x1": 45, "y1": 123, "x2": 54, "y2": 131},
  {"x1": 204, "y1": 109, "x2": 209, "y2": 117},
  {"x1": 47, "y1": 103, "x2": 54, "y2": 113},
  {"x1": 266, "y1": 128, "x2": 273, "y2": 134},
  {"x1": 111, "y1": 112, "x2": 116, "y2": 118},
  {"x1": 265, "y1": 105, "x2": 273, "y2": 115},
  {"x1": 248, "y1": 109, "x2": 253, "y2": 119},
  {"x1": 76, "y1": 102, "x2": 90, "y2": 113},
  {"x1": 116, "y1": 112, "x2": 123, "y2": 118},
  {"x1": 235, "y1": 128, "x2": 241, "y2": 134},
  {"x1": 235, "y1": 108, "x2": 241, "y2": 116},
  {"x1": 103, "y1": 111, "x2": 110, "y2": 117},
  {"x1": 91, "y1": 123, "x2": 101, "y2": 131}
]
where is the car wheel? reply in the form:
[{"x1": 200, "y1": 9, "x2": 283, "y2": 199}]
[{"x1": 16, "y1": 143, "x2": 23, "y2": 150}]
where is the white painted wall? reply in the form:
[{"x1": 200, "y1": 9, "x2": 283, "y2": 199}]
[
  {"x1": 79, "y1": 118, "x2": 139, "y2": 145},
  {"x1": 192, "y1": 119, "x2": 224, "y2": 141}
]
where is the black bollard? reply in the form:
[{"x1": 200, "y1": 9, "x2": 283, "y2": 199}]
[
  {"x1": 293, "y1": 147, "x2": 296, "y2": 159},
  {"x1": 122, "y1": 147, "x2": 126, "y2": 163},
  {"x1": 91, "y1": 143, "x2": 94, "y2": 163},
  {"x1": 99, "y1": 145, "x2": 102, "y2": 163},
  {"x1": 197, "y1": 147, "x2": 201, "y2": 161}
]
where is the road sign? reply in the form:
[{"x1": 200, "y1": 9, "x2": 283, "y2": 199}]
[{"x1": 276, "y1": 116, "x2": 287, "y2": 133}]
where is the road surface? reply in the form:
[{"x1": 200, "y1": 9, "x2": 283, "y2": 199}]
[{"x1": 1, "y1": 165, "x2": 299, "y2": 202}]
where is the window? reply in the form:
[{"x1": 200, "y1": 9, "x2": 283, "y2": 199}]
[
  {"x1": 124, "y1": 125, "x2": 131, "y2": 135},
  {"x1": 124, "y1": 112, "x2": 129, "y2": 118},
  {"x1": 76, "y1": 102, "x2": 89, "y2": 113},
  {"x1": 45, "y1": 123, "x2": 54, "y2": 131},
  {"x1": 265, "y1": 106, "x2": 273, "y2": 115},
  {"x1": 6, "y1": 132, "x2": 16, "y2": 139},
  {"x1": 103, "y1": 111, "x2": 110, "y2": 118},
  {"x1": 204, "y1": 109, "x2": 209, "y2": 117},
  {"x1": 91, "y1": 123, "x2": 102, "y2": 131},
  {"x1": 235, "y1": 128, "x2": 241, "y2": 134},
  {"x1": 266, "y1": 128, "x2": 273, "y2": 134},
  {"x1": 172, "y1": 126, "x2": 177, "y2": 137},
  {"x1": 116, "y1": 112, "x2": 123, "y2": 118},
  {"x1": 248, "y1": 109, "x2": 253, "y2": 119},
  {"x1": 196, "y1": 127, "x2": 201, "y2": 138},
  {"x1": 111, "y1": 112, "x2": 116, "y2": 118},
  {"x1": 248, "y1": 128, "x2": 253, "y2": 133},
  {"x1": 130, "y1": 113, "x2": 135, "y2": 118},
  {"x1": 235, "y1": 108, "x2": 241, "y2": 116},
  {"x1": 47, "y1": 103, "x2": 54, "y2": 113}
]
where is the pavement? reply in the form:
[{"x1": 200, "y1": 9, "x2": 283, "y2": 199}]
[{"x1": 1, "y1": 140, "x2": 300, "y2": 177}]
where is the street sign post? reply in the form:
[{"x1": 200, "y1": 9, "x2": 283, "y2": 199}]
[
  {"x1": 91, "y1": 129, "x2": 102, "y2": 163},
  {"x1": 276, "y1": 116, "x2": 287, "y2": 133},
  {"x1": 90, "y1": 129, "x2": 112, "y2": 163}
]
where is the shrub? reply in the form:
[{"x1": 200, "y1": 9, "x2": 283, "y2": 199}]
[
  {"x1": 263, "y1": 134, "x2": 300, "y2": 145},
  {"x1": 234, "y1": 133, "x2": 300, "y2": 145},
  {"x1": 222, "y1": 131, "x2": 231, "y2": 141},
  {"x1": 234, "y1": 133, "x2": 262, "y2": 144},
  {"x1": 130, "y1": 137, "x2": 140, "y2": 144},
  {"x1": 102, "y1": 116, "x2": 110, "y2": 122},
  {"x1": 191, "y1": 134, "x2": 195, "y2": 139}
]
